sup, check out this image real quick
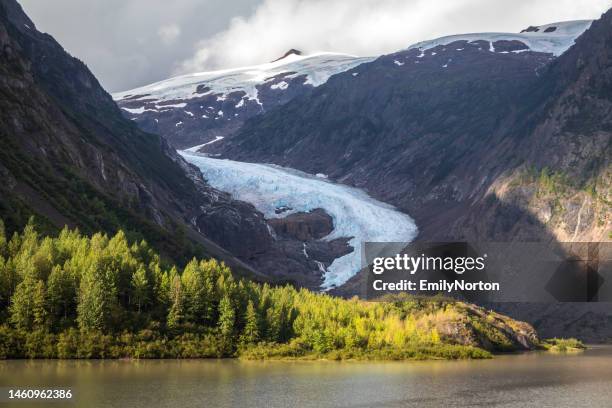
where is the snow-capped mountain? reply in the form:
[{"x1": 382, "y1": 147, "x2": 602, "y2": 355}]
[
  {"x1": 113, "y1": 50, "x2": 374, "y2": 148},
  {"x1": 114, "y1": 21, "x2": 591, "y2": 150},
  {"x1": 408, "y1": 20, "x2": 592, "y2": 56},
  {"x1": 211, "y1": 15, "x2": 609, "y2": 246}
]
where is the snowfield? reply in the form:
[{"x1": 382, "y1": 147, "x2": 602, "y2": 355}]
[
  {"x1": 113, "y1": 52, "x2": 374, "y2": 106},
  {"x1": 114, "y1": 20, "x2": 591, "y2": 112},
  {"x1": 180, "y1": 150, "x2": 418, "y2": 289},
  {"x1": 408, "y1": 20, "x2": 592, "y2": 56}
]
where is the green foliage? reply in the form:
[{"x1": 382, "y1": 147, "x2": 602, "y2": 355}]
[
  {"x1": 166, "y1": 274, "x2": 184, "y2": 331},
  {"x1": 9, "y1": 276, "x2": 48, "y2": 331},
  {"x1": 537, "y1": 167, "x2": 570, "y2": 196},
  {"x1": 239, "y1": 300, "x2": 260, "y2": 347},
  {"x1": 217, "y1": 295, "x2": 236, "y2": 355},
  {"x1": 544, "y1": 338, "x2": 586, "y2": 352},
  {"x1": 0, "y1": 221, "x2": 538, "y2": 360},
  {"x1": 0, "y1": 219, "x2": 6, "y2": 255},
  {"x1": 76, "y1": 239, "x2": 118, "y2": 332},
  {"x1": 131, "y1": 266, "x2": 149, "y2": 313}
]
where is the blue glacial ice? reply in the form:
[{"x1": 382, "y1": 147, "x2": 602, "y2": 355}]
[{"x1": 180, "y1": 150, "x2": 418, "y2": 289}]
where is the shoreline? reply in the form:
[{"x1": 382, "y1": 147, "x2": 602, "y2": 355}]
[{"x1": 0, "y1": 345, "x2": 588, "y2": 362}]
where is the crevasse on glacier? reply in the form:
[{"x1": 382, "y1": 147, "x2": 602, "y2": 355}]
[{"x1": 180, "y1": 150, "x2": 418, "y2": 289}]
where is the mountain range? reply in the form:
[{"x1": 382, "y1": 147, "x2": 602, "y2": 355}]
[
  {"x1": 117, "y1": 14, "x2": 611, "y2": 340},
  {"x1": 115, "y1": 18, "x2": 609, "y2": 248},
  {"x1": 2, "y1": 0, "x2": 611, "y2": 340}
]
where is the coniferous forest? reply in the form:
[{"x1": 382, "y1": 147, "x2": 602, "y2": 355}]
[{"x1": 0, "y1": 219, "x2": 545, "y2": 360}]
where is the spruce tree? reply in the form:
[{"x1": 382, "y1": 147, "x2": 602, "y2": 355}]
[
  {"x1": 77, "y1": 260, "x2": 117, "y2": 332},
  {"x1": 0, "y1": 219, "x2": 6, "y2": 257},
  {"x1": 167, "y1": 275, "x2": 184, "y2": 330},
  {"x1": 239, "y1": 300, "x2": 259, "y2": 346},
  {"x1": 218, "y1": 295, "x2": 235, "y2": 354},
  {"x1": 131, "y1": 266, "x2": 149, "y2": 313},
  {"x1": 47, "y1": 265, "x2": 76, "y2": 326},
  {"x1": 9, "y1": 275, "x2": 48, "y2": 331},
  {"x1": 181, "y1": 260, "x2": 211, "y2": 324}
]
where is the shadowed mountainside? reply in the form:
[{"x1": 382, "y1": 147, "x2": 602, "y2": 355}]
[
  {"x1": 213, "y1": 16, "x2": 610, "y2": 244},
  {"x1": 0, "y1": 0, "x2": 348, "y2": 285}
]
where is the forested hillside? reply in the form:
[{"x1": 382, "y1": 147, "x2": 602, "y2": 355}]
[{"x1": 0, "y1": 220, "x2": 539, "y2": 359}]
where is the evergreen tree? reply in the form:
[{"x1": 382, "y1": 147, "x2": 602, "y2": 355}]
[
  {"x1": 265, "y1": 305, "x2": 282, "y2": 342},
  {"x1": 9, "y1": 275, "x2": 48, "y2": 331},
  {"x1": 239, "y1": 300, "x2": 259, "y2": 346},
  {"x1": 47, "y1": 265, "x2": 76, "y2": 327},
  {"x1": 77, "y1": 259, "x2": 117, "y2": 332},
  {"x1": 181, "y1": 260, "x2": 212, "y2": 324},
  {"x1": 167, "y1": 275, "x2": 184, "y2": 330},
  {"x1": 131, "y1": 266, "x2": 149, "y2": 313},
  {"x1": 218, "y1": 295, "x2": 235, "y2": 354},
  {"x1": 0, "y1": 219, "x2": 6, "y2": 257},
  {"x1": 0, "y1": 256, "x2": 13, "y2": 313}
]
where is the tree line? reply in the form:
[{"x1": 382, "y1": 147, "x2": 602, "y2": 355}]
[{"x1": 0, "y1": 219, "x2": 523, "y2": 359}]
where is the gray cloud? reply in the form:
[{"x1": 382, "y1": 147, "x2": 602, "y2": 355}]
[
  {"x1": 19, "y1": 0, "x2": 612, "y2": 92},
  {"x1": 158, "y1": 24, "x2": 181, "y2": 45},
  {"x1": 178, "y1": 0, "x2": 612, "y2": 74},
  {"x1": 19, "y1": 0, "x2": 261, "y2": 92}
]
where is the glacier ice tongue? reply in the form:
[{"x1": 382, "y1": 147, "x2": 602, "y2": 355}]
[{"x1": 180, "y1": 151, "x2": 418, "y2": 289}]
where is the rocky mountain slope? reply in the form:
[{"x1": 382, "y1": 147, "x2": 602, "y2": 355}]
[
  {"x1": 0, "y1": 0, "x2": 346, "y2": 286},
  {"x1": 113, "y1": 50, "x2": 373, "y2": 149},
  {"x1": 210, "y1": 18, "x2": 609, "y2": 245},
  {"x1": 192, "y1": 17, "x2": 610, "y2": 339}
]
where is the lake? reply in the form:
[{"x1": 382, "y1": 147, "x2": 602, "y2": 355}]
[{"x1": 1, "y1": 346, "x2": 612, "y2": 407}]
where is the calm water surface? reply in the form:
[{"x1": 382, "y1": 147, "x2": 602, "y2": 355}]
[{"x1": 2, "y1": 346, "x2": 612, "y2": 408}]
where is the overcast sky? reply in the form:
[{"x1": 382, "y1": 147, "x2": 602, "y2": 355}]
[{"x1": 20, "y1": 0, "x2": 612, "y2": 93}]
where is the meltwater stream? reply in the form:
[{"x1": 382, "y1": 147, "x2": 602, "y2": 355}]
[{"x1": 180, "y1": 150, "x2": 418, "y2": 289}]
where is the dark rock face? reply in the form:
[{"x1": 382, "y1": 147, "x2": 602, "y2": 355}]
[
  {"x1": 272, "y1": 48, "x2": 303, "y2": 62},
  {"x1": 245, "y1": 236, "x2": 352, "y2": 289},
  {"x1": 117, "y1": 89, "x2": 266, "y2": 150},
  {"x1": 197, "y1": 206, "x2": 351, "y2": 289},
  {"x1": 268, "y1": 208, "x2": 334, "y2": 241},
  {"x1": 115, "y1": 76, "x2": 318, "y2": 150},
  {"x1": 489, "y1": 303, "x2": 612, "y2": 343},
  {"x1": 252, "y1": 208, "x2": 352, "y2": 289},
  {"x1": 195, "y1": 200, "x2": 273, "y2": 258}
]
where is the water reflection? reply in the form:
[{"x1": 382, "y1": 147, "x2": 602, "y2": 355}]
[{"x1": 0, "y1": 347, "x2": 610, "y2": 408}]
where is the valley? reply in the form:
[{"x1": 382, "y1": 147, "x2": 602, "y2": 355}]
[{"x1": 137, "y1": 15, "x2": 611, "y2": 340}]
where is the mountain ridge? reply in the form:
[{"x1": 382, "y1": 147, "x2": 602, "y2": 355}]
[
  {"x1": 113, "y1": 51, "x2": 374, "y2": 149},
  {"x1": 0, "y1": 0, "x2": 339, "y2": 285},
  {"x1": 210, "y1": 13, "x2": 610, "y2": 244}
]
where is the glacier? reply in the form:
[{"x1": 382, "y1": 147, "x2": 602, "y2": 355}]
[
  {"x1": 113, "y1": 52, "x2": 375, "y2": 106},
  {"x1": 408, "y1": 20, "x2": 592, "y2": 57},
  {"x1": 180, "y1": 150, "x2": 418, "y2": 289}
]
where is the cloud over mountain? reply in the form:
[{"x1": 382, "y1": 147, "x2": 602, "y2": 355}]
[{"x1": 177, "y1": 0, "x2": 611, "y2": 74}]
